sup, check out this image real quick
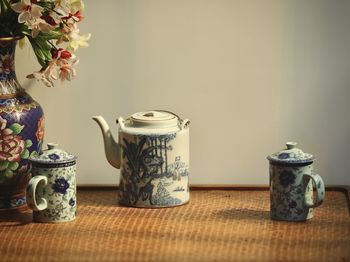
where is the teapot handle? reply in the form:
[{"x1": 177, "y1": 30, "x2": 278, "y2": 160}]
[
  {"x1": 116, "y1": 117, "x2": 126, "y2": 130},
  {"x1": 151, "y1": 109, "x2": 190, "y2": 129},
  {"x1": 181, "y1": 119, "x2": 190, "y2": 129}
]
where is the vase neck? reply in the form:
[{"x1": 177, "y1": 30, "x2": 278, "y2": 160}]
[{"x1": 0, "y1": 38, "x2": 23, "y2": 97}]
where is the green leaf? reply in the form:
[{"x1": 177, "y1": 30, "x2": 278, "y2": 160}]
[
  {"x1": 39, "y1": 29, "x2": 61, "y2": 40},
  {"x1": 21, "y1": 149, "x2": 30, "y2": 159},
  {"x1": 9, "y1": 123, "x2": 24, "y2": 135},
  {"x1": 8, "y1": 162, "x2": 19, "y2": 171},
  {"x1": 4, "y1": 169, "x2": 13, "y2": 178},
  {"x1": 0, "y1": 161, "x2": 9, "y2": 171},
  {"x1": 25, "y1": 139, "x2": 33, "y2": 148},
  {"x1": 27, "y1": 35, "x2": 52, "y2": 68},
  {"x1": 30, "y1": 151, "x2": 38, "y2": 158}
]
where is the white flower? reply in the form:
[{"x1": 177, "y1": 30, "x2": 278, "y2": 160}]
[
  {"x1": 31, "y1": 71, "x2": 55, "y2": 87},
  {"x1": 56, "y1": 23, "x2": 72, "y2": 45},
  {"x1": 28, "y1": 63, "x2": 57, "y2": 88},
  {"x1": 28, "y1": 48, "x2": 79, "y2": 86},
  {"x1": 54, "y1": 0, "x2": 70, "y2": 15},
  {"x1": 27, "y1": 59, "x2": 60, "y2": 88},
  {"x1": 52, "y1": 48, "x2": 79, "y2": 81},
  {"x1": 58, "y1": 59, "x2": 79, "y2": 81},
  {"x1": 70, "y1": 0, "x2": 84, "y2": 14},
  {"x1": 68, "y1": 31, "x2": 91, "y2": 51},
  {"x1": 28, "y1": 71, "x2": 54, "y2": 87},
  {"x1": 27, "y1": 18, "x2": 55, "y2": 38},
  {"x1": 54, "y1": 0, "x2": 84, "y2": 15},
  {"x1": 11, "y1": 0, "x2": 43, "y2": 24}
]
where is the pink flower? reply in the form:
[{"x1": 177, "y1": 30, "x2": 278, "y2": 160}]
[
  {"x1": 0, "y1": 117, "x2": 25, "y2": 163},
  {"x1": 58, "y1": 61, "x2": 78, "y2": 81}
]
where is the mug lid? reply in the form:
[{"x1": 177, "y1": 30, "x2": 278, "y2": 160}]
[
  {"x1": 267, "y1": 142, "x2": 314, "y2": 164},
  {"x1": 29, "y1": 143, "x2": 77, "y2": 164}
]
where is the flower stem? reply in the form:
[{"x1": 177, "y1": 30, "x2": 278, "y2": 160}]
[
  {"x1": 47, "y1": 40, "x2": 57, "y2": 50},
  {"x1": 0, "y1": 0, "x2": 9, "y2": 16}
]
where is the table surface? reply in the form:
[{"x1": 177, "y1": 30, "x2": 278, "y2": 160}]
[{"x1": 0, "y1": 187, "x2": 349, "y2": 262}]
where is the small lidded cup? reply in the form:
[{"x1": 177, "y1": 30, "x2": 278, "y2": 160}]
[
  {"x1": 26, "y1": 143, "x2": 77, "y2": 223},
  {"x1": 267, "y1": 142, "x2": 325, "y2": 221}
]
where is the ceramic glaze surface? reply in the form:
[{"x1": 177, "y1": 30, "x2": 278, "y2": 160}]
[
  {"x1": 268, "y1": 142, "x2": 325, "y2": 222},
  {"x1": 267, "y1": 141, "x2": 314, "y2": 165},
  {"x1": 93, "y1": 111, "x2": 190, "y2": 208},
  {"x1": 26, "y1": 144, "x2": 76, "y2": 223},
  {"x1": 0, "y1": 38, "x2": 44, "y2": 211},
  {"x1": 270, "y1": 164, "x2": 315, "y2": 221},
  {"x1": 119, "y1": 132, "x2": 189, "y2": 207}
]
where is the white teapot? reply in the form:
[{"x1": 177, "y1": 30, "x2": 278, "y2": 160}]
[{"x1": 93, "y1": 110, "x2": 190, "y2": 208}]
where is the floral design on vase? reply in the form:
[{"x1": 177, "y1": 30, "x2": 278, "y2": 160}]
[
  {"x1": 0, "y1": 37, "x2": 44, "y2": 211},
  {"x1": 119, "y1": 133, "x2": 189, "y2": 207},
  {"x1": 36, "y1": 115, "x2": 44, "y2": 144},
  {"x1": 0, "y1": 116, "x2": 34, "y2": 180},
  {"x1": 0, "y1": 52, "x2": 14, "y2": 75}
]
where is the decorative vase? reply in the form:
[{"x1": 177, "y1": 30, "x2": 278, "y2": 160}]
[{"x1": 0, "y1": 36, "x2": 44, "y2": 212}]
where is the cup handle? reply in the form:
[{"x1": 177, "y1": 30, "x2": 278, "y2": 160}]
[
  {"x1": 303, "y1": 173, "x2": 325, "y2": 208},
  {"x1": 26, "y1": 176, "x2": 48, "y2": 211}
]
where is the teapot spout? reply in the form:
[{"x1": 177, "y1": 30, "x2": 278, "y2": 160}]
[{"x1": 92, "y1": 116, "x2": 121, "y2": 169}]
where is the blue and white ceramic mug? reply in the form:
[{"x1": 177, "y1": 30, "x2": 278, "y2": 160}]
[
  {"x1": 26, "y1": 143, "x2": 77, "y2": 223},
  {"x1": 267, "y1": 142, "x2": 325, "y2": 221}
]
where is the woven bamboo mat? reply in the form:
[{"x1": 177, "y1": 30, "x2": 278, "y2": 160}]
[{"x1": 0, "y1": 188, "x2": 349, "y2": 262}]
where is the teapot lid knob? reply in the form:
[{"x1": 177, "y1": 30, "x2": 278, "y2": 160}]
[{"x1": 286, "y1": 141, "x2": 297, "y2": 149}]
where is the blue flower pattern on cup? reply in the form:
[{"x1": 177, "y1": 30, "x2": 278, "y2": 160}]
[
  {"x1": 278, "y1": 170, "x2": 296, "y2": 188},
  {"x1": 270, "y1": 164, "x2": 314, "y2": 221},
  {"x1": 52, "y1": 178, "x2": 70, "y2": 194},
  {"x1": 31, "y1": 164, "x2": 76, "y2": 222},
  {"x1": 288, "y1": 200, "x2": 297, "y2": 209},
  {"x1": 278, "y1": 153, "x2": 290, "y2": 159},
  {"x1": 69, "y1": 197, "x2": 75, "y2": 206},
  {"x1": 48, "y1": 153, "x2": 60, "y2": 161}
]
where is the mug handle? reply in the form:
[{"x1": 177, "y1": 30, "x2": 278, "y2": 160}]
[
  {"x1": 303, "y1": 173, "x2": 325, "y2": 208},
  {"x1": 26, "y1": 176, "x2": 48, "y2": 211}
]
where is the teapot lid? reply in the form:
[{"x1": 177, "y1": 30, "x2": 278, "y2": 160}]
[
  {"x1": 130, "y1": 111, "x2": 178, "y2": 128},
  {"x1": 29, "y1": 143, "x2": 77, "y2": 164},
  {"x1": 267, "y1": 142, "x2": 314, "y2": 165},
  {"x1": 120, "y1": 110, "x2": 189, "y2": 134}
]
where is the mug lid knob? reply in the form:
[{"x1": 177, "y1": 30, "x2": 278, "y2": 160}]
[{"x1": 286, "y1": 141, "x2": 297, "y2": 149}]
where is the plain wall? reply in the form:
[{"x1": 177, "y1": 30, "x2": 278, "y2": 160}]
[{"x1": 15, "y1": 0, "x2": 350, "y2": 185}]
